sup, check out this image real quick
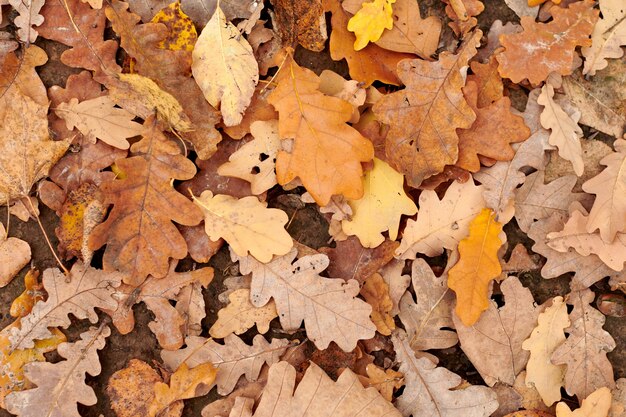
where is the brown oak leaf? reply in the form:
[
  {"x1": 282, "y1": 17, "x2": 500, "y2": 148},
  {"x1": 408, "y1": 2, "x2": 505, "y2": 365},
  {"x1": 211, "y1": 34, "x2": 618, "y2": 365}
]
[{"x1": 269, "y1": 0, "x2": 326, "y2": 51}]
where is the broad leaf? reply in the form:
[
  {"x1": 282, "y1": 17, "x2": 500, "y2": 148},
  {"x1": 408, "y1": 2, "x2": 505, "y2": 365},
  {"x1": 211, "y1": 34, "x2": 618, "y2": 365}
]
[
  {"x1": 347, "y1": 0, "x2": 395, "y2": 50},
  {"x1": 210, "y1": 289, "x2": 278, "y2": 338}
]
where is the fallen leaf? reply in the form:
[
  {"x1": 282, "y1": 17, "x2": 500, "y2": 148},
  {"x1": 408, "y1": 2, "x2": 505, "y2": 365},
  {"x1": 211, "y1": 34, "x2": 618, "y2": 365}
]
[
  {"x1": 347, "y1": 0, "x2": 395, "y2": 50},
  {"x1": 269, "y1": 0, "x2": 326, "y2": 51},
  {"x1": 610, "y1": 378, "x2": 626, "y2": 417},
  {"x1": 268, "y1": 55, "x2": 374, "y2": 205},
  {"x1": 161, "y1": 334, "x2": 289, "y2": 395},
  {"x1": 443, "y1": 0, "x2": 484, "y2": 36},
  {"x1": 342, "y1": 158, "x2": 417, "y2": 248},
  {"x1": 8, "y1": 0, "x2": 44, "y2": 42},
  {"x1": 151, "y1": 1, "x2": 198, "y2": 54},
  {"x1": 0, "y1": 223, "x2": 31, "y2": 287},
  {"x1": 392, "y1": 329, "x2": 499, "y2": 417},
  {"x1": 209, "y1": 288, "x2": 278, "y2": 338},
  {"x1": 365, "y1": 363, "x2": 404, "y2": 402},
  {"x1": 5, "y1": 325, "x2": 110, "y2": 417},
  {"x1": 582, "y1": 0, "x2": 626, "y2": 75},
  {"x1": 373, "y1": 31, "x2": 480, "y2": 187},
  {"x1": 503, "y1": 0, "x2": 539, "y2": 18},
  {"x1": 222, "y1": 87, "x2": 278, "y2": 139},
  {"x1": 192, "y1": 5, "x2": 258, "y2": 126},
  {"x1": 501, "y1": 243, "x2": 541, "y2": 273},
  {"x1": 523, "y1": 296, "x2": 570, "y2": 406},
  {"x1": 454, "y1": 277, "x2": 540, "y2": 386},
  {"x1": 468, "y1": 56, "x2": 504, "y2": 108},
  {"x1": 380, "y1": 259, "x2": 410, "y2": 316},
  {"x1": 237, "y1": 248, "x2": 376, "y2": 350},
  {"x1": 497, "y1": 0, "x2": 598, "y2": 84},
  {"x1": 360, "y1": 273, "x2": 395, "y2": 336},
  {"x1": 556, "y1": 386, "x2": 612, "y2": 417},
  {"x1": 448, "y1": 208, "x2": 504, "y2": 326},
  {"x1": 552, "y1": 289, "x2": 616, "y2": 401}
]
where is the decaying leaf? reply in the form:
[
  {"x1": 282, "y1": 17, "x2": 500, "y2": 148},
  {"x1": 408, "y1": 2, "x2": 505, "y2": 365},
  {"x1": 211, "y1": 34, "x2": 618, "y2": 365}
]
[
  {"x1": 582, "y1": 0, "x2": 626, "y2": 76},
  {"x1": 237, "y1": 248, "x2": 376, "y2": 350},
  {"x1": 0, "y1": 223, "x2": 31, "y2": 287},
  {"x1": 373, "y1": 31, "x2": 481, "y2": 187},
  {"x1": 365, "y1": 363, "x2": 404, "y2": 402},
  {"x1": 194, "y1": 190, "x2": 292, "y2": 263},
  {"x1": 454, "y1": 277, "x2": 539, "y2": 386},
  {"x1": 443, "y1": 0, "x2": 484, "y2": 36},
  {"x1": 269, "y1": 0, "x2": 326, "y2": 51},
  {"x1": 392, "y1": 329, "x2": 499, "y2": 417},
  {"x1": 342, "y1": 158, "x2": 417, "y2": 248},
  {"x1": 497, "y1": 0, "x2": 598, "y2": 84},
  {"x1": 210, "y1": 288, "x2": 278, "y2": 338},
  {"x1": 161, "y1": 334, "x2": 289, "y2": 395},
  {"x1": 347, "y1": 0, "x2": 395, "y2": 50},
  {"x1": 360, "y1": 273, "x2": 395, "y2": 336},
  {"x1": 522, "y1": 296, "x2": 570, "y2": 406},
  {"x1": 556, "y1": 386, "x2": 612, "y2": 417},
  {"x1": 5, "y1": 325, "x2": 110, "y2": 417},
  {"x1": 552, "y1": 289, "x2": 616, "y2": 401},
  {"x1": 448, "y1": 208, "x2": 504, "y2": 326}
]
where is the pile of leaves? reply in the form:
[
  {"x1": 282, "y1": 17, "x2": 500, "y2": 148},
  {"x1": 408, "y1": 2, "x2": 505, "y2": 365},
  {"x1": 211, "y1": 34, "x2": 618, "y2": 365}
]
[{"x1": 0, "y1": 0, "x2": 625, "y2": 415}]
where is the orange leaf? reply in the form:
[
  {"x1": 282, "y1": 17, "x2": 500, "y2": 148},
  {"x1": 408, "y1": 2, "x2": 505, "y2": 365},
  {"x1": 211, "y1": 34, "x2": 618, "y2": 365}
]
[
  {"x1": 496, "y1": 0, "x2": 598, "y2": 84},
  {"x1": 468, "y1": 55, "x2": 503, "y2": 108},
  {"x1": 448, "y1": 208, "x2": 504, "y2": 326},
  {"x1": 267, "y1": 55, "x2": 374, "y2": 205}
]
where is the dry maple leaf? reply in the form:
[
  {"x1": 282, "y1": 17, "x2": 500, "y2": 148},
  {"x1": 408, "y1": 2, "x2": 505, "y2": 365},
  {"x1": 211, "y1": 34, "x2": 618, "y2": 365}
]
[
  {"x1": 209, "y1": 288, "x2": 278, "y2": 338},
  {"x1": 267, "y1": 55, "x2": 374, "y2": 205},
  {"x1": 269, "y1": 0, "x2": 326, "y2": 51},
  {"x1": 237, "y1": 248, "x2": 376, "y2": 351},
  {"x1": 556, "y1": 386, "x2": 612, "y2": 417},
  {"x1": 399, "y1": 258, "x2": 458, "y2": 351},
  {"x1": 222, "y1": 361, "x2": 401, "y2": 417},
  {"x1": 392, "y1": 329, "x2": 499, "y2": 417},
  {"x1": 496, "y1": 0, "x2": 598, "y2": 84},
  {"x1": 373, "y1": 30, "x2": 481, "y2": 187},
  {"x1": 522, "y1": 296, "x2": 570, "y2": 406},
  {"x1": 397, "y1": 178, "x2": 485, "y2": 259},
  {"x1": 5, "y1": 262, "x2": 121, "y2": 351},
  {"x1": 582, "y1": 138, "x2": 626, "y2": 243},
  {"x1": 5, "y1": 325, "x2": 110, "y2": 417},
  {"x1": 552, "y1": 289, "x2": 616, "y2": 401},
  {"x1": 360, "y1": 273, "x2": 395, "y2": 335},
  {"x1": 193, "y1": 190, "x2": 293, "y2": 263},
  {"x1": 89, "y1": 117, "x2": 203, "y2": 285},
  {"x1": 161, "y1": 334, "x2": 290, "y2": 395},
  {"x1": 582, "y1": 0, "x2": 626, "y2": 75},
  {"x1": 342, "y1": 158, "x2": 417, "y2": 248},
  {"x1": 0, "y1": 223, "x2": 30, "y2": 287},
  {"x1": 448, "y1": 208, "x2": 504, "y2": 326},
  {"x1": 454, "y1": 277, "x2": 540, "y2": 386}
]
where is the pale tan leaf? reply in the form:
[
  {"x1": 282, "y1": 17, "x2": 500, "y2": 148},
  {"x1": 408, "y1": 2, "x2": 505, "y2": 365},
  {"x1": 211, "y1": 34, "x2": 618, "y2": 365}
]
[
  {"x1": 194, "y1": 190, "x2": 293, "y2": 263},
  {"x1": 360, "y1": 273, "x2": 395, "y2": 336},
  {"x1": 396, "y1": 179, "x2": 485, "y2": 259},
  {"x1": 522, "y1": 296, "x2": 570, "y2": 406},
  {"x1": 209, "y1": 288, "x2": 278, "y2": 338},
  {"x1": 582, "y1": 139, "x2": 626, "y2": 243},
  {"x1": 365, "y1": 363, "x2": 404, "y2": 402},
  {"x1": 192, "y1": 5, "x2": 259, "y2": 126},
  {"x1": 556, "y1": 386, "x2": 612, "y2": 417},
  {"x1": 161, "y1": 334, "x2": 289, "y2": 395},
  {"x1": 0, "y1": 223, "x2": 30, "y2": 287},
  {"x1": 217, "y1": 120, "x2": 280, "y2": 195},
  {"x1": 8, "y1": 0, "x2": 44, "y2": 42},
  {"x1": 5, "y1": 326, "x2": 110, "y2": 417},
  {"x1": 380, "y1": 259, "x2": 410, "y2": 316},
  {"x1": 392, "y1": 329, "x2": 499, "y2": 417},
  {"x1": 55, "y1": 96, "x2": 143, "y2": 150},
  {"x1": 237, "y1": 249, "x2": 376, "y2": 350},
  {"x1": 453, "y1": 277, "x2": 540, "y2": 386},
  {"x1": 582, "y1": 0, "x2": 626, "y2": 75},
  {"x1": 5, "y1": 262, "x2": 121, "y2": 350},
  {"x1": 610, "y1": 378, "x2": 626, "y2": 417},
  {"x1": 552, "y1": 289, "x2": 616, "y2": 401}
]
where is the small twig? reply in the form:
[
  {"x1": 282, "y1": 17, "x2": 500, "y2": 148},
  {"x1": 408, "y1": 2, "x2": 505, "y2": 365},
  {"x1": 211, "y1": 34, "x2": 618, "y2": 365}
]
[{"x1": 27, "y1": 196, "x2": 70, "y2": 275}]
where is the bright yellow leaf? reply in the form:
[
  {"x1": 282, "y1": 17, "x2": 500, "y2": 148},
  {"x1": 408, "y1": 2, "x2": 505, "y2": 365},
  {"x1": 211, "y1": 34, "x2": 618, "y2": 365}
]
[
  {"x1": 347, "y1": 0, "x2": 396, "y2": 50},
  {"x1": 342, "y1": 158, "x2": 417, "y2": 248},
  {"x1": 151, "y1": 1, "x2": 197, "y2": 52},
  {"x1": 448, "y1": 208, "x2": 503, "y2": 326}
]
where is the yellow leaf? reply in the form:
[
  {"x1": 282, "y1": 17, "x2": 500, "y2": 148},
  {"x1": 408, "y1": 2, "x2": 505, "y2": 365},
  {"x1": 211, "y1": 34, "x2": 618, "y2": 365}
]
[
  {"x1": 347, "y1": 0, "x2": 396, "y2": 50},
  {"x1": 360, "y1": 273, "x2": 395, "y2": 336},
  {"x1": 192, "y1": 5, "x2": 259, "y2": 126},
  {"x1": 342, "y1": 157, "x2": 417, "y2": 248},
  {"x1": 151, "y1": 1, "x2": 197, "y2": 52},
  {"x1": 365, "y1": 363, "x2": 404, "y2": 402},
  {"x1": 148, "y1": 362, "x2": 217, "y2": 417},
  {"x1": 556, "y1": 386, "x2": 611, "y2": 417},
  {"x1": 448, "y1": 208, "x2": 503, "y2": 326},
  {"x1": 193, "y1": 190, "x2": 293, "y2": 263},
  {"x1": 209, "y1": 288, "x2": 278, "y2": 338}
]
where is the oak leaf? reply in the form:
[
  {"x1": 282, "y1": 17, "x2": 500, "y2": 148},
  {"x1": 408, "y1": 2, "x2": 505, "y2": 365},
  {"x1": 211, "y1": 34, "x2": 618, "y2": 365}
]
[
  {"x1": 443, "y1": 0, "x2": 484, "y2": 36},
  {"x1": 54, "y1": 96, "x2": 143, "y2": 150},
  {"x1": 0, "y1": 223, "x2": 31, "y2": 287},
  {"x1": 342, "y1": 158, "x2": 417, "y2": 248},
  {"x1": 496, "y1": 0, "x2": 598, "y2": 84},
  {"x1": 194, "y1": 190, "x2": 292, "y2": 263},
  {"x1": 365, "y1": 363, "x2": 404, "y2": 402},
  {"x1": 217, "y1": 120, "x2": 281, "y2": 195},
  {"x1": 448, "y1": 208, "x2": 504, "y2": 326},
  {"x1": 209, "y1": 288, "x2": 278, "y2": 338},
  {"x1": 582, "y1": 0, "x2": 626, "y2": 75},
  {"x1": 347, "y1": 0, "x2": 395, "y2": 50},
  {"x1": 192, "y1": 5, "x2": 258, "y2": 126},
  {"x1": 380, "y1": 259, "x2": 410, "y2": 316},
  {"x1": 522, "y1": 296, "x2": 570, "y2": 406},
  {"x1": 582, "y1": 139, "x2": 626, "y2": 243},
  {"x1": 392, "y1": 329, "x2": 499, "y2": 417},
  {"x1": 237, "y1": 248, "x2": 376, "y2": 350},
  {"x1": 5, "y1": 326, "x2": 110, "y2": 417},
  {"x1": 373, "y1": 31, "x2": 481, "y2": 187},
  {"x1": 5, "y1": 262, "x2": 121, "y2": 350},
  {"x1": 468, "y1": 56, "x2": 504, "y2": 108},
  {"x1": 161, "y1": 334, "x2": 290, "y2": 395},
  {"x1": 397, "y1": 179, "x2": 485, "y2": 259},
  {"x1": 454, "y1": 277, "x2": 540, "y2": 386},
  {"x1": 552, "y1": 289, "x2": 616, "y2": 401},
  {"x1": 399, "y1": 258, "x2": 458, "y2": 351},
  {"x1": 269, "y1": 0, "x2": 326, "y2": 51},
  {"x1": 8, "y1": 0, "x2": 44, "y2": 42},
  {"x1": 223, "y1": 361, "x2": 401, "y2": 417},
  {"x1": 89, "y1": 118, "x2": 203, "y2": 285},
  {"x1": 360, "y1": 273, "x2": 395, "y2": 335},
  {"x1": 267, "y1": 55, "x2": 374, "y2": 205},
  {"x1": 556, "y1": 387, "x2": 612, "y2": 417}
]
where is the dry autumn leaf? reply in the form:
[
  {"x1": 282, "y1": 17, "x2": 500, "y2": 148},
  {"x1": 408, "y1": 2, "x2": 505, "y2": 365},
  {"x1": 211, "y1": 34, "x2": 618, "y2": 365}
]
[
  {"x1": 360, "y1": 273, "x2": 395, "y2": 336},
  {"x1": 0, "y1": 223, "x2": 30, "y2": 287},
  {"x1": 448, "y1": 208, "x2": 504, "y2": 325},
  {"x1": 269, "y1": 0, "x2": 326, "y2": 51},
  {"x1": 347, "y1": 0, "x2": 395, "y2": 50},
  {"x1": 581, "y1": 0, "x2": 626, "y2": 76},
  {"x1": 556, "y1": 386, "x2": 612, "y2": 417},
  {"x1": 209, "y1": 288, "x2": 278, "y2": 338},
  {"x1": 365, "y1": 363, "x2": 404, "y2": 402}
]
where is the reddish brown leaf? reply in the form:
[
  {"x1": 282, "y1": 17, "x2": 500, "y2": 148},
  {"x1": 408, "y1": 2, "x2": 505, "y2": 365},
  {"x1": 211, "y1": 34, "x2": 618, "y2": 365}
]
[{"x1": 269, "y1": 0, "x2": 326, "y2": 51}]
